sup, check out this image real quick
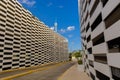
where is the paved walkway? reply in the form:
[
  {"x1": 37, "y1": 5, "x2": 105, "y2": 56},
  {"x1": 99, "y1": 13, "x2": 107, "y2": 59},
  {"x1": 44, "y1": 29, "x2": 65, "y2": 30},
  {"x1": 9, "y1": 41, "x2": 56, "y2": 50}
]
[{"x1": 58, "y1": 63, "x2": 91, "y2": 80}]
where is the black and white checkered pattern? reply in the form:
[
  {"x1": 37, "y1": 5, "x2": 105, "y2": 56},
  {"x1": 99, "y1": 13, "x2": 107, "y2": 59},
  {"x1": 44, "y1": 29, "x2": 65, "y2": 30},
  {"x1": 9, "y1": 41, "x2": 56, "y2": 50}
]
[
  {"x1": 79, "y1": 0, "x2": 120, "y2": 80},
  {"x1": 0, "y1": 0, "x2": 69, "y2": 71}
]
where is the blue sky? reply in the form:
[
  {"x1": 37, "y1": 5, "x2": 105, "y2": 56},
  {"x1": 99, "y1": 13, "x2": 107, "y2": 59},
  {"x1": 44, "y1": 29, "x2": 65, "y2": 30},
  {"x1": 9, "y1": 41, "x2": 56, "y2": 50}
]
[{"x1": 18, "y1": 0, "x2": 81, "y2": 52}]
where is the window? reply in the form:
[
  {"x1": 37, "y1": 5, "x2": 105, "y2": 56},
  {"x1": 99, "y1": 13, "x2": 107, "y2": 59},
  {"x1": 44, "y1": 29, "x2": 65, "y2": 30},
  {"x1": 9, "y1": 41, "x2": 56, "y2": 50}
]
[
  {"x1": 87, "y1": 35, "x2": 91, "y2": 42},
  {"x1": 84, "y1": 2, "x2": 87, "y2": 12},
  {"x1": 4, "y1": 47, "x2": 12, "y2": 50},
  {"x1": 86, "y1": 23, "x2": 90, "y2": 32},
  {"x1": 101, "y1": 0, "x2": 108, "y2": 7},
  {"x1": 4, "y1": 52, "x2": 12, "y2": 55},
  {"x1": 91, "y1": 13, "x2": 102, "y2": 31},
  {"x1": 4, "y1": 57, "x2": 12, "y2": 59},
  {"x1": 107, "y1": 37, "x2": 120, "y2": 53},
  {"x1": 20, "y1": 64, "x2": 25, "y2": 67},
  {"x1": 105, "y1": 4, "x2": 120, "y2": 28},
  {"x1": 90, "y1": 0, "x2": 100, "y2": 17},
  {"x1": 0, "y1": 33, "x2": 4, "y2": 37},
  {"x1": 89, "y1": 60, "x2": 94, "y2": 67},
  {"x1": 92, "y1": 33, "x2": 105, "y2": 46},
  {"x1": 3, "y1": 67, "x2": 11, "y2": 70},
  {"x1": 96, "y1": 70, "x2": 110, "y2": 80},
  {"x1": 90, "y1": 72, "x2": 95, "y2": 80},
  {"x1": 88, "y1": 0, "x2": 91, "y2": 4},
  {"x1": 88, "y1": 47, "x2": 92, "y2": 54},
  {"x1": 85, "y1": 11, "x2": 88, "y2": 22},
  {"x1": 111, "y1": 66, "x2": 120, "y2": 80},
  {"x1": 3, "y1": 62, "x2": 11, "y2": 65},
  {"x1": 94, "y1": 54, "x2": 107, "y2": 64},
  {"x1": 12, "y1": 63, "x2": 19, "y2": 66}
]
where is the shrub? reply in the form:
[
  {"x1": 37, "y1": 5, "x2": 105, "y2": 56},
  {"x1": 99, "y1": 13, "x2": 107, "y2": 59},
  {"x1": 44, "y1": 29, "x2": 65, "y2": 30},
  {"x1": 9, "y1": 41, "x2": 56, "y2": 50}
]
[{"x1": 78, "y1": 60, "x2": 82, "y2": 65}]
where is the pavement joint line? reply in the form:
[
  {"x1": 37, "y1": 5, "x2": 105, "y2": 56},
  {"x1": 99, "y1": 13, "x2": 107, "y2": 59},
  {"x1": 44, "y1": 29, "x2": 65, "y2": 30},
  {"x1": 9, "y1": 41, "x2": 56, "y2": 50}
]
[{"x1": 0, "y1": 62, "x2": 69, "y2": 80}]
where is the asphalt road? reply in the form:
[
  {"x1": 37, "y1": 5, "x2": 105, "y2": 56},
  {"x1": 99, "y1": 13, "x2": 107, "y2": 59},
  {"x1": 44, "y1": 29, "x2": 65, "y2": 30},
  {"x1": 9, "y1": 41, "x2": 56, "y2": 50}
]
[
  {"x1": 13, "y1": 62, "x2": 74, "y2": 80},
  {"x1": 0, "y1": 63, "x2": 58, "y2": 78},
  {"x1": 0, "y1": 62, "x2": 74, "y2": 80}
]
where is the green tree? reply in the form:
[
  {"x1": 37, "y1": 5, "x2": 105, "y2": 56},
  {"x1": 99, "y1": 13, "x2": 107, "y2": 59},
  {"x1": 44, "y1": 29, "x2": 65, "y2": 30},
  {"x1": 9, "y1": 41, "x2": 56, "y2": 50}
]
[
  {"x1": 72, "y1": 51, "x2": 82, "y2": 64},
  {"x1": 72, "y1": 51, "x2": 82, "y2": 60}
]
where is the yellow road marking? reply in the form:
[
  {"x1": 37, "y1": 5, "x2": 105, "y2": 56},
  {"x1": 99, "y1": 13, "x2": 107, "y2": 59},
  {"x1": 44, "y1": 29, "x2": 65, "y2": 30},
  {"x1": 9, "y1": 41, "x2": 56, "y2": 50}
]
[{"x1": 0, "y1": 62, "x2": 68, "y2": 80}]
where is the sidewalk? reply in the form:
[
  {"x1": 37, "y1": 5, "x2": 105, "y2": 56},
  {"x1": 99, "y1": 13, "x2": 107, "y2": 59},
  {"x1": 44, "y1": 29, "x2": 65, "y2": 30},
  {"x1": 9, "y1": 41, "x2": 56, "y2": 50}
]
[{"x1": 58, "y1": 63, "x2": 91, "y2": 80}]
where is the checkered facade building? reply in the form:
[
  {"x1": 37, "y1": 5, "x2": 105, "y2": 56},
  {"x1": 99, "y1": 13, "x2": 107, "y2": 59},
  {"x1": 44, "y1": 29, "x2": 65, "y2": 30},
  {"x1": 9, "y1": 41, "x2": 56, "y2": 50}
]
[
  {"x1": 78, "y1": 0, "x2": 120, "y2": 80},
  {"x1": 0, "y1": 0, "x2": 69, "y2": 71}
]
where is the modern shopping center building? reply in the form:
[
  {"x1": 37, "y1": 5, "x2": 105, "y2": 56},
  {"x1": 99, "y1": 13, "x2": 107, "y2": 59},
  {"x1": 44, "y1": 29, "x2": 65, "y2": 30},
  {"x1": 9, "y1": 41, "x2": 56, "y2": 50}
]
[
  {"x1": 78, "y1": 0, "x2": 120, "y2": 80},
  {"x1": 0, "y1": 0, "x2": 69, "y2": 71}
]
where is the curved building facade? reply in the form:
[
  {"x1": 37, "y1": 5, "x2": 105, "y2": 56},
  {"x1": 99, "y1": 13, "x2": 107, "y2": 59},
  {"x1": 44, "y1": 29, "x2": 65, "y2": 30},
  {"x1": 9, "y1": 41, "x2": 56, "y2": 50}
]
[
  {"x1": 0, "y1": 0, "x2": 69, "y2": 71},
  {"x1": 78, "y1": 0, "x2": 120, "y2": 80}
]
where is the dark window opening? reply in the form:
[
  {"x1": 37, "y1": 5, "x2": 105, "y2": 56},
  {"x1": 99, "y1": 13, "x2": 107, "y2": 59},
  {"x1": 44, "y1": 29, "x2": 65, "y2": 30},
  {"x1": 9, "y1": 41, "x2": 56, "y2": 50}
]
[
  {"x1": 101, "y1": 0, "x2": 108, "y2": 7},
  {"x1": 3, "y1": 67, "x2": 11, "y2": 70},
  {"x1": 3, "y1": 62, "x2": 11, "y2": 65},
  {"x1": 94, "y1": 54, "x2": 107, "y2": 64},
  {"x1": 84, "y1": 2, "x2": 87, "y2": 12},
  {"x1": 87, "y1": 35, "x2": 91, "y2": 42},
  {"x1": 0, "y1": 39, "x2": 4, "y2": 42},
  {"x1": 5, "y1": 42, "x2": 13, "y2": 45},
  {"x1": 88, "y1": 0, "x2": 91, "y2": 4},
  {"x1": 20, "y1": 64, "x2": 25, "y2": 67},
  {"x1": 0, "y1": 44, "x2": 4, "y2": 47},
  {"x1": 0, "y1": 50, "x2": 3, "y2": 52},
  {"x1": 86, "y1": 23, "x2": 90, "y2": 32},
  {"x1": 96, "y1": 70, "x2": 110, "y2": 80},
  {"x1": 0, "y1": 55, "x2": 3, "y2": 57},
  {"x1": 4, "y1": 57, "x2": 12, "y2": 59},
  {"x1": 13, "y1": 59, "x2": 19, "y2": 61},
  {"x1": 90, "y1": 72, "x2": 95, "y2": 80},
  {"x1": 111, "y1": 66, "x2": 120, "y2": 80},
  {"x1": 107, "y1": 37, "x2": 120, "y2": 53},
  {"x1": 13, "y1": 50, "x2": 20, "y2": 53},
  {"x1": 20, "y1": 61, "x2": 25, "y2": 63},
  {"x1": 4, "y1": 52, "x2": 12, "y2": 55},
  {"x1": 86, "y1": 54, "x2": 88, "y2": 58},
  {"x1": 26, "y1": 65, "x2": 30, "y2": 67},
  {"x1": 89, "y1": 60, "x2": 94, "y2": 67},
  {"x1": 91, "y1": 13, "x2": 102, "y2": 31},
  {"x1": 105, "y1": 4, "x2": 120, "y2": 28},
  {"x1": 0, "y1": 60, "x2": 2, "y2": 63},
  {"x1": 85, "y1": 11, "x2": 88, "y2": 22},
  {"x1": 4, "y1": 47, "x2": 12, "y2": 50},
  {"x1": 90, "y1": 0, "x2": 100, "y2": 17},
  {"x1": 5, "y1": 37, "x2": 13, "y2": 41},
  {"x1": 12, "y1": 63, "x2": 19, "y2": 66},
  {"x1": 0, "y1": 33, "x2": 4, "y2": 37},
  {"x1": 88, "y1": 47, "x2": 92, "y2": 54},
  {"x1": 92, "y1": 33, "x2": 105, "y2": 46}
]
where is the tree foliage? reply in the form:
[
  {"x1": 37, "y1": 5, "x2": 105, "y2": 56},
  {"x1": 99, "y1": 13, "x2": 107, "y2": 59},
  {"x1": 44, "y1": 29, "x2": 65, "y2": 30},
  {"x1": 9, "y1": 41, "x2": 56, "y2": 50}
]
[{"x1": 72, "y1": 51, "x2": 82, "y2": 59}]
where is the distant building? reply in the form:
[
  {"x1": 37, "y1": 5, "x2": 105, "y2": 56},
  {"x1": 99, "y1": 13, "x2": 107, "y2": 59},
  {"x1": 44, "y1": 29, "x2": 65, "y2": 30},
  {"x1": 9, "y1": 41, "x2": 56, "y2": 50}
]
[
  {"x1": 78, "y1": 0, "x2": 120, "y2": 80},
  {"x1": 0, "y1": 0, "x2": 69, "y2": 71}
]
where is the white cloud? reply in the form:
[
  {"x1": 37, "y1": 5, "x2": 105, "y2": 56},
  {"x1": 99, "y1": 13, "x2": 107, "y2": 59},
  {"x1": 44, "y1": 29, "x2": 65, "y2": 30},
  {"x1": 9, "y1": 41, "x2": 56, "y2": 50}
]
[
  {"x1": 59, "y1": 26, "x2": 75, "y2": 34},
  {"x1": 67, "y1": 26, "x2": 75, "y2": 31},
  {"x1": 60, "y1": 29, "x2": 66, "y2": 33},
  {"x1": 47, "y1": 2, "x2": 53, "y2": 7},
  {"x1": 50, "y1": 27, "x2": 54, "y2": 30},
  {"x1": 58, "y1": 5, "x2": 64, "y2": 8},
  {"x1": 19, "y1": 0, "x2": 36, "y2": 7}
]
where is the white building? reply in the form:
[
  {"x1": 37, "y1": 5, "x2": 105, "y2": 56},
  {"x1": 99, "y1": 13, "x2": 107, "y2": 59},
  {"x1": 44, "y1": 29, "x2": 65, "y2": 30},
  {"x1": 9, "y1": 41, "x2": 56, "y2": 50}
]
[
  {"x1": 78, "y1": 0, "x2": 120, "y2": 80},
  {"x1": 0, "y1": 0, "x2": 69, "y2": 71}
]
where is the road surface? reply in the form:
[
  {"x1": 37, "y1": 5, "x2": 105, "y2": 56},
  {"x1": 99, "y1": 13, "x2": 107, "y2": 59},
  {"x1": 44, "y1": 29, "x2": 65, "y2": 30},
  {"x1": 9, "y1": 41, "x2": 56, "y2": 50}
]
[{"x1": 0, "y1": 62, "x2": 74, "y2": 80}]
